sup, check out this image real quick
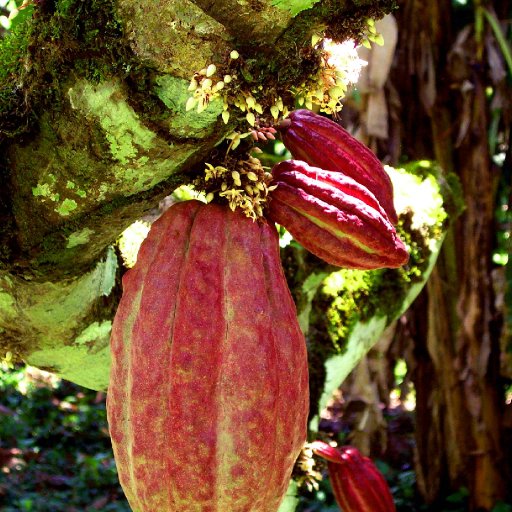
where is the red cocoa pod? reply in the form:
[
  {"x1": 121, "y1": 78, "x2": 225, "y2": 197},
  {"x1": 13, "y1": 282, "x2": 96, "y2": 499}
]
[
  {"x1": 277, "y1": 109, "x2": 398, "y2": 224},
  {"x1": 268, "y1": 160, "x2": 408, "y2": 270},
  {"x1": 311, "y1": 441, "x2": 396, "y2": 512},
  {"x1": 107, "y1": 199, "x2": 309, "y2": 512}
]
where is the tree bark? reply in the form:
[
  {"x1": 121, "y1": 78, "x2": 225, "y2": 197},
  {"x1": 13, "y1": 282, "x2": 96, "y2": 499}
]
[
  {"x1": 0, "y1": 0, "x2": 397, "y2": 387},
  {"x1": 391, "y1": 0, "x2": 511, "y2": 508}
]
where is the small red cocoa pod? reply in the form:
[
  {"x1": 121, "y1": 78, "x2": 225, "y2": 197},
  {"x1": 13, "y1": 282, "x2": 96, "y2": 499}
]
[
  {"x1": 312, "y1": 442, "x2": 396, "y2": 512},
  {"x1": 277, "y1": 109, "x2": 398, "y2": 224},
  {"x1": 268, "y1": 160, "x2": 408, "y2": 270},
  {"x1": 107, "y1": 200, "x2": 309, "y2": 512}
]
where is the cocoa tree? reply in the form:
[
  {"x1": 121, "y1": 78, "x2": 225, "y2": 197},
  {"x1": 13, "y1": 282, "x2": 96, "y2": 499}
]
[
  {"x1": 0, "y1": 0, "x2": 402, "y2": 388},
  {"x1": 0, "y1": 0, "x2": 455, "y2": 510}
]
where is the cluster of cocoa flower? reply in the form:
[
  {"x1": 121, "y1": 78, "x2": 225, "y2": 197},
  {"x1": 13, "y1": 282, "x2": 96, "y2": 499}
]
[
  {"x1": 200, "y1": 109, "x2": 408, "y2": 270},
  {"x1": 186, "y1": 21, "x2": 386, "y2": 127},
  {"x1": 200, "y1": 157, "x2": 276, "y2": 221},
  {"x1": 292, "y1": 37, "x2": 368, "y2": 114},
  {"x1": 186, "y1": 51, "x2": 239, "y2": 120},
  {"x1": 186, "y1": 49, "x2": 288, "y2": 128}
]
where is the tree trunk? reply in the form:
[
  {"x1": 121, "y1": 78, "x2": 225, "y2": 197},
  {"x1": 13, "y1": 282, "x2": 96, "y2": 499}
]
[
  {"x1": 0, "y1": 2, "x2": 474, "y2": 510},
  {"x1": 391, "y1": 0, "x2": 511, "y2": 508},
  {"x1": 0, "y1": 0, "x2": 397, "y2": 388}
]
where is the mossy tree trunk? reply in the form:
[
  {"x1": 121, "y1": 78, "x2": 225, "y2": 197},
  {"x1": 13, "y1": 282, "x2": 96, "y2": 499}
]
[
  {"x1": 0, "y1": 0, "x2": 397, "y2": 387},
  {"x1": 391, "y1": 0, "x2": 512, "y2": 509}
]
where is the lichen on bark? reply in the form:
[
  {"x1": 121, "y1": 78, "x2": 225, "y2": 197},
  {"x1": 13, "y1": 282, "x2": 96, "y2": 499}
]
[{"x1": 0, "y1": 246, "x2": 119, "y2": 389}]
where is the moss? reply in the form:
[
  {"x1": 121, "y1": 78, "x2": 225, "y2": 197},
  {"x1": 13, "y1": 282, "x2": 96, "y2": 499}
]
[
  {"x1": 297, "y1": 271, "x2": 329, "y2": 333},
  {"x1": 313, "y1": 164, "x2": 451, "y2": 357},
  {"x1": 0, "y1": 291, "x2": 16, "y2": 318},
  {"x1": 100, "y1": 246, "x2": 118, "y2": 297},
  {"x1": 0, "y1": 12, "x2": 33, "y2": 139},
  {"x1": 322, "y1": 0, "x2": 397, "y2": 43},
  {"x1": 3, "y1": 244, "x2": 118, "y2": 380},
  {"x1": 116, "y1": 0, "x2": 229, "y2": 79},
  {"x1": 74, "y1": 320, "x2": 112, "y2": 346},
  {"x1": 33, "y1": 183, "x2": 59, "y2": 202},
  {"x1": 154, "y1": 75, "x2": 224, "y2": 138},
  {"x1": 54, "y1": 198, "x2": 78, "y2": 216},
  {"x1": 305, "y1": 245, "x2": 435, "y2": 421},
  {"x1": 292, "y1": 163, "x2": 457, "y2": 422},
  {"x1": 64, "y1": 79, "x2": 199, "y2": 195},
  {"x1": 68, "y1": 80, "x2": 155, "y2": 164},
  {"x1": 315, "y1": 266, "x2": 407, "y2": 355},
  {"x1": 38, "y1": 249, "x2": 116, "y2": 326},
  {"x1": 65, "y1": 180, "x2": 87, "y2": 197},
  {"x1": 25, "y1": 165, "x2": 186, "y2": 275},
  {"x1": 272, "y1": 0, "x2": 320, "y2": 17},
  {"x1": 14, "y1": 79, "x2": 196, "y2": 251},
  {"x1": 26, "y1": 332, "x2": 112, "y2": 391},
  {"x1": 0, "y1": 0, "x2": 148, "y2": 142},
  {"x1": 29, "y1": 156, "x2": 90, "y2": 219},
  {"x1": 66, "y1": 228, "x2": 94, "y2": 248}
]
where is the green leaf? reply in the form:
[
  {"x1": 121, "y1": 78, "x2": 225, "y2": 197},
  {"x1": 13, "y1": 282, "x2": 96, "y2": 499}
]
[
  {"x1": 277, "y1": 480, "x2": 299, "y2": 512},
  {"x1": 272, "y1": 0, "x2": 320, "y2": 17}
]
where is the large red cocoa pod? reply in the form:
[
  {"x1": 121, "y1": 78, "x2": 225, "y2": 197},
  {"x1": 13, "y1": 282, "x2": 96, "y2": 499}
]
[
  {"x1": 277, "y1": 109, "x2": 398, "y2": 224},
  {"x1": 268, "y1": 160, "x2": 408, "y2": 270},
  {"x1": 312, "y1": 442, "x2": 396, "y2": 512},
  {"x1": 107, "y1": 200, "x2": 309, "y2": 512}
]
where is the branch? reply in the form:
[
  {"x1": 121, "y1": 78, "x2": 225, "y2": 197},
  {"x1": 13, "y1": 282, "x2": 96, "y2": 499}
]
[{"x1": 0, "y1": 0, "x2": 396, "y2": 388}]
